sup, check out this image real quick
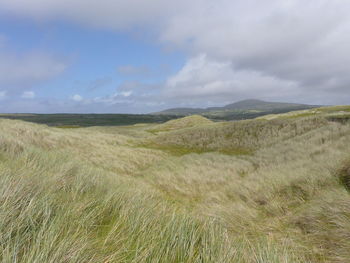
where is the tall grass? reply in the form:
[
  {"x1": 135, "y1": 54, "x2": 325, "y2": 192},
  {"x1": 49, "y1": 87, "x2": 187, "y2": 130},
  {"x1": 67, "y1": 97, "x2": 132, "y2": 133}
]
[
  {"x1": 147, "y1": 117, "x2": 329, "y2": 153},
  {"x1": 0, "y1": 127, "x2": 235, "y2": 262},
  {"x1": 0, "y1": 113, "x2": 349, "y2": 262}
]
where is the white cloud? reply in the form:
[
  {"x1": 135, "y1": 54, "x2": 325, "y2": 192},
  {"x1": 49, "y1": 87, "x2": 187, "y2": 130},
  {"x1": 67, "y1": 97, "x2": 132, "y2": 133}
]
[
  {"x1": 165, "y1": 54, "x2": 299, "y2": 103},
  {"x1": 71, "y1": 94, "x2": 83, "y2": 102},
  {"x1": 0, "y1": 52, "x2": 66, "y2": 87},
  {"x1": 160, "y1": 1, "x2": 350, "y2": 104},
  {"x1": 1, "y1": 0, "x2": 350, "y2": 104},
  {"x1": 0, "y1": 90, "x2": 6, "y2": 99},
  {"x1": 93, "y1": 90, "x2": 135, "y2": 105},
  {"x1": 21, "y1": 91, "x2": 35, "y2": 99},
  {"x1": 120, "y1": 91, "x2": 132, "y2": 97},
  {"x1": 0, "y1": 33, "x2": 67, "y2": 94}
]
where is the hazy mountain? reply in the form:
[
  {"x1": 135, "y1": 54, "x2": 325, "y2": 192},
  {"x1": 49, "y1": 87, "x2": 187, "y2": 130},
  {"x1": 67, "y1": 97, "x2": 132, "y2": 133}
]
[
  {"x1": 154, "y1": 99, "x2": 319, "y2": 120},
  {"x1": 223, "y1": 99, "x2": 308, "y2": 110}
]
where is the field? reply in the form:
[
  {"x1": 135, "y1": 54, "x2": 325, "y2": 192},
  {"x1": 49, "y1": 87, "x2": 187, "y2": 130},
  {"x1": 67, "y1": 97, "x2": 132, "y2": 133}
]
[
  {"x1": 0, "y1": 102, "x2": 317, "y2": 127},
  {"x1": 0, "y1": 106, "x2": 350, "y2": 262},
  {"x1": 0, "y1": 114, "x2": 180, "y2": 127}
]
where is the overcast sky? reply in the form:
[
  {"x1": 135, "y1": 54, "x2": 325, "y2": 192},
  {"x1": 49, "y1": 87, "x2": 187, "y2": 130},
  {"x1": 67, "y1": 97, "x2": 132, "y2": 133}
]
[{"x1": 0, "y1": 0, "x2": 349, "y2": 113}]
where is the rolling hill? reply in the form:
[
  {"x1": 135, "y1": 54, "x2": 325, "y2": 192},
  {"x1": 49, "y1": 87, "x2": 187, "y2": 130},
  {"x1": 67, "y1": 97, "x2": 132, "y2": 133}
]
[
  {"x1": 0, "y1": 105, "x2": 349, "y2": 262},
  {"x1": 154, "y1": 99, "x2": 319, "y2": 120}
]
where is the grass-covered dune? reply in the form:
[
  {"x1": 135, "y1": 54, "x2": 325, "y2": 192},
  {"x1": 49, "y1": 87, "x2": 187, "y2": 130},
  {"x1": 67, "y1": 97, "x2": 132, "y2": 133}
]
[{"x1": 0, "y1": 105, "x2": 350, "y2": 262}]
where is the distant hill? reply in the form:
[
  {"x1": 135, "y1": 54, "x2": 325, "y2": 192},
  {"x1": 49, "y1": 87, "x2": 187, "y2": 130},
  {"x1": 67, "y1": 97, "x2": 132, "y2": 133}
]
[
  {"x1": 154, "y1": 99, "x2": 319, "y2": 120},
  {"x1": 223, "y1": 99, "x2": 310, "y2": 110},
  {"x1": 156, "y1": 108, "x2": 207, "y2": 115}
]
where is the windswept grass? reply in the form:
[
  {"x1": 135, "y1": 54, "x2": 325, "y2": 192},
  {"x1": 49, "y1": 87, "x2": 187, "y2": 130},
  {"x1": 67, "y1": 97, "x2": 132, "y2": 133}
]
[
  {"x1": 0, "y1": 106, "x2": 350, "y2": 262},
  {"x1": 146, "y1": 117, "x2": 329, "y2": 154},
  {"x1": 0, "y1": 120, "x2": 235, "y2": 263},
  {"x1": 147, "y1": 115, "x2": 214, "y2": 134}
]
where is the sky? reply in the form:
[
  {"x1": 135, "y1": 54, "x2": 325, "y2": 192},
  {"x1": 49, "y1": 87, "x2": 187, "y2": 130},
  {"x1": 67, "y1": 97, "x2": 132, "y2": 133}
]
[{"x1": 0, "y1": 0, "x2": 349, "y2": 113}]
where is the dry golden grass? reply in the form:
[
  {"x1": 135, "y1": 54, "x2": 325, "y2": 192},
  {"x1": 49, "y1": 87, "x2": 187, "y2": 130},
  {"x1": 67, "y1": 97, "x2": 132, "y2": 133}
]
[
  {"x1": 0, "y1": 107, "x2": 350, "y2": 262},
  {"x1": 147, "y1": 115, "x2": 214, "y2": 134}
]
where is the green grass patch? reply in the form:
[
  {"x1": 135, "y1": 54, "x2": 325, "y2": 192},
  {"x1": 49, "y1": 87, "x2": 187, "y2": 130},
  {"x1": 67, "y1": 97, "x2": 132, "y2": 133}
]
[
  {"x1": 56, "y1": 125, "x2": 81, "y2": 128},
  {"x1": 137, "y1": 142, "x2": 211, "y2": 156},
  {"x1": 283, "y1": 112, "x2": 317, "y2": 119},
  {"x1": 0, "y1": 113, "x2": 181, "y2": 127},
  {"x1": 137, "y1": 142, "x2": 252, "y2": 156},
  {"x1": 318, "y1": 105, "x2": 350, "y2": 112},
  {"x1": 326, "y1": 115, "x2": 350, "y2": 124},
  {"x1": 218, "y1": 147, "x2": 253, "y2": 155}
]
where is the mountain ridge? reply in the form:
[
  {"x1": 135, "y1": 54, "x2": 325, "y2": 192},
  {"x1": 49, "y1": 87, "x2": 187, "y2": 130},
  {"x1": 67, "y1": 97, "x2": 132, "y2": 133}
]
[{"x1": 153, "y1": 99, "x2": 319, "y2": 120}]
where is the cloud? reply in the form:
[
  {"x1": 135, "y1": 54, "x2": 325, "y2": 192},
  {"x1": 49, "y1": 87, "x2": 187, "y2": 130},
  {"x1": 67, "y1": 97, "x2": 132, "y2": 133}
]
[
  {"x1": 159, "y1": 1, "x2": 350, "y2": 105},
  {"x1": 120, "y1": 91, "x2": 132, "y2": 97},
  {"x1": 164, "y1": 54, "x2": 299, "y2": 105},
  {"x1": 1, "y1": 0, "x2": 350, "y2": 105},
  {"x1": 84, "y1": 81, "x2": 161, "y2": 110},
  {"x1": 0, "y1": 52, "x2": 66, "y2": 87},
  {"x1": 71, "y1": 94, "x2": 83, "y2": 102},
  {"x1": 93, "y1": 90, "x2": 133, "y2": 104},
  {"x1": 0, "y1": 90, "x2": 6, "y2": 99},
  {"x1": 0, "y1": 32, "x2": 67, "y2": 97},
  {"x1": 93, "y1": 95, "x2": 134, "y2": 106},
  {"x1": 0, "y1": 36, "x2": 67, "y2": 94},
  {"x1": 21, "y1": 91, "x2": 35, "y2": 99}
]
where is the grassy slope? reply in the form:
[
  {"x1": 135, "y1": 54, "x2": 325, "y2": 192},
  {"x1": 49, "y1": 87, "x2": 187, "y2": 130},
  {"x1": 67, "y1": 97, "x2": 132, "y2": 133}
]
[
  {"x1": 0, "y1": 105, "x2": 350, "y2": 262},
  {"x1": 148, "y1": 115, "x2": 214, "y2": 133}
]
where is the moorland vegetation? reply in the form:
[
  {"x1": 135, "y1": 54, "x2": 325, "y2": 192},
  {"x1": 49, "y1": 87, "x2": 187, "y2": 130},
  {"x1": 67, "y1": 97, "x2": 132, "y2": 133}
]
[{"x1": 0, "y1": 106, "x2": 349, "y2": 262}]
